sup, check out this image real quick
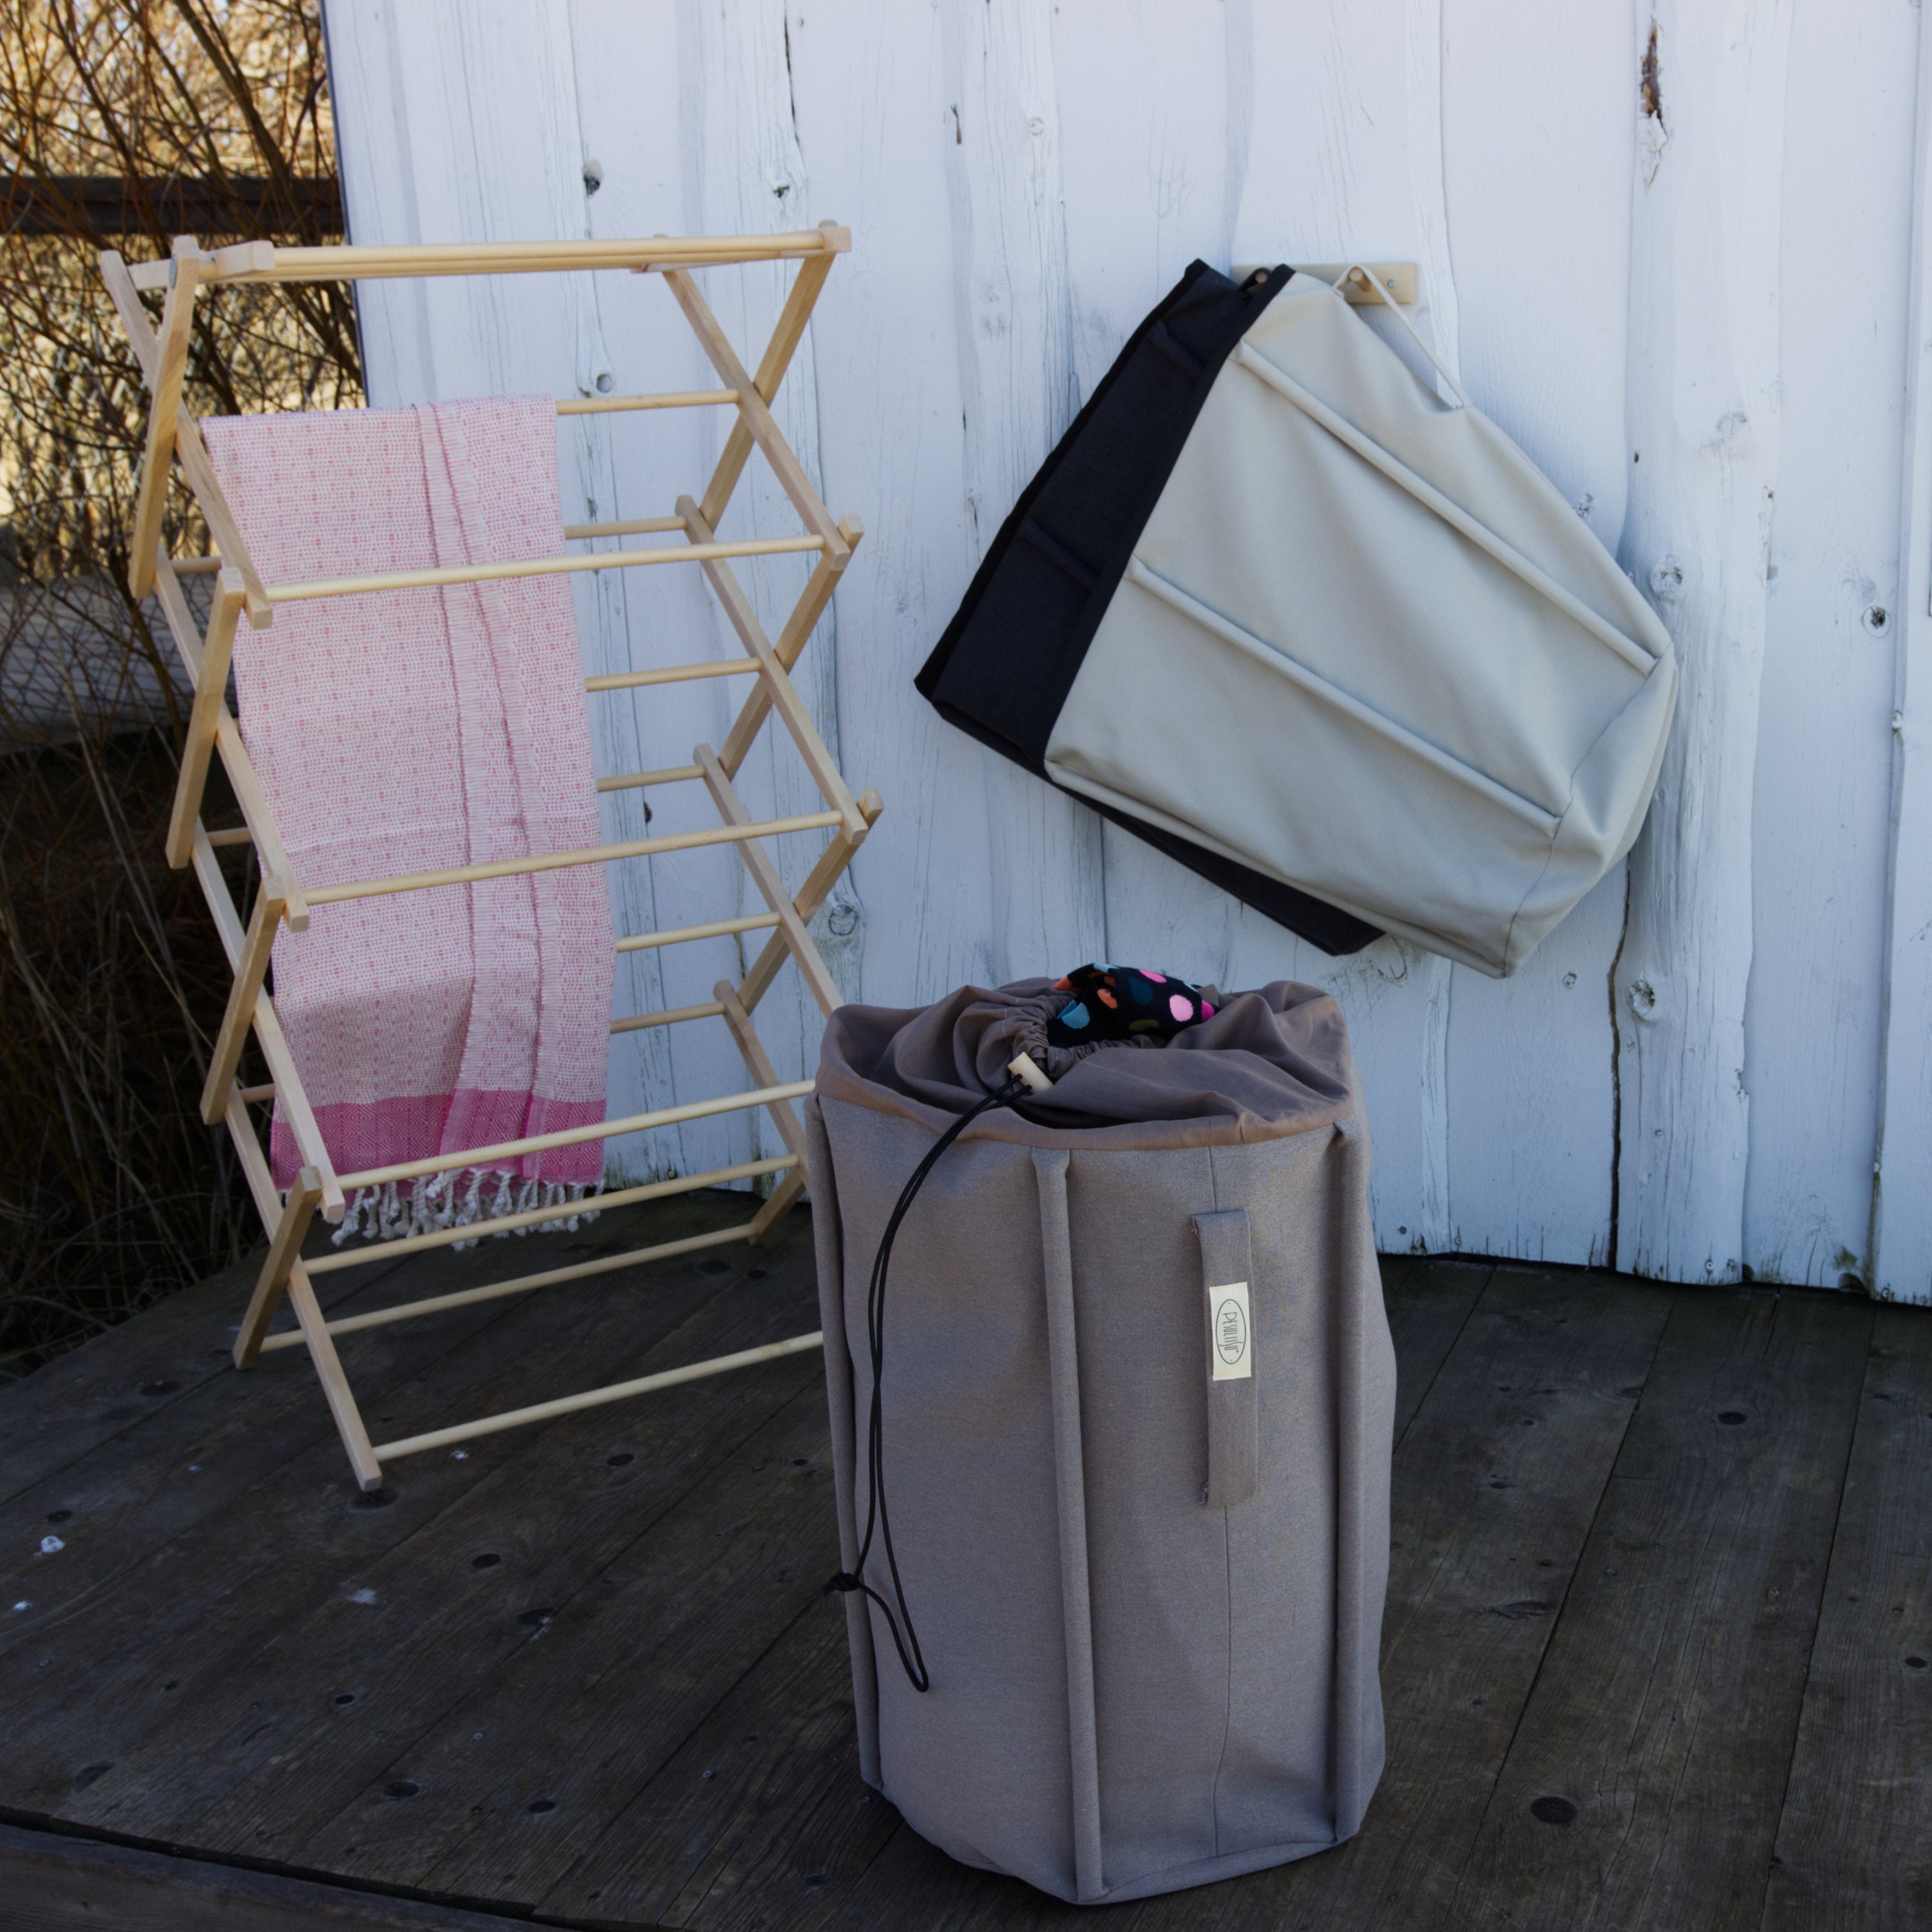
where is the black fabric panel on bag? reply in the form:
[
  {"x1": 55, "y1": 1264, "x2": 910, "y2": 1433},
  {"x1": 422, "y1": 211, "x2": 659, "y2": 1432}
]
[
  {"x1": 914, "y1": 259, "x2": 1382, "y2": 959},
  {"x1": 1082, "y1": 796, "x2": 1383, "y2": 956},
  {"x1": 918, "y1": 259, "x2": 1274, "y2": 764}
]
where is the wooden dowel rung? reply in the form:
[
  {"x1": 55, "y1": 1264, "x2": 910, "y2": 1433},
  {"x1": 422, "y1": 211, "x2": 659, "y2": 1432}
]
[
  {"x1": 265, "y1": 1220, "x2": 765, "y2": 1349},
  {"x1": 240, "y1": 1083, "x2": 275, "y2": 1103},
  {"x1": 205, "y1": 826, "x2": 254, "y2": 847},
  {"x1": 305, "y1": 809, "x2": 841, "y2": 906},
  {"x1": 336, "y1": 1079, "x2": 815, "y2": 1191},
  {"x1": 370, "y1": 1330, "x2": 825, "y2": 1461},
  {"x1": 302, "y1": 1155, "x2": 796, "y2": 1278},
  {"x1": 556, "y1": 390, "x2": 737, "y2": 417},
  {"x1": 266, "y1": 534, "x2": 824, "y2": 605},
  {"x1": 611, "y1": 999, "x2": 724, "y2": 1035},
  {"x1": 595, "y1": 763, "x2": 705, "y2": 794},
  {"x1": 585, "y1": 661, "x2": 758, "y2": 693},
  {"x1": 124, "y1": 230, "x2": 851, "y2": 290},
  {"x1": 169, "y1": 555, "x2": 223, "y2": 573},
  {"x1": 616, "y1": 913, "x2": 779, "y2": 952},
  {"x1": 564, "y1": 516, "x2": 686, "y2": 540}
]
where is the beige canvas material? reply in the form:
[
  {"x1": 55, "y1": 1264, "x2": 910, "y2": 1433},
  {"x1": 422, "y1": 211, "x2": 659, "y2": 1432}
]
[
  {"x1": 1044, "y1": 270, "x2": 1678, "y2": 977},
  {"x1": 808, "y1": 980, "x2": 1396, "y2": 1904}
]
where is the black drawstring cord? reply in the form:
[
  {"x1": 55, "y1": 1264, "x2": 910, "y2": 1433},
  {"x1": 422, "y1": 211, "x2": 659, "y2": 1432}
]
[{"x1": 824, "y1": 1072, "x2": 1029, "y2": 1693}]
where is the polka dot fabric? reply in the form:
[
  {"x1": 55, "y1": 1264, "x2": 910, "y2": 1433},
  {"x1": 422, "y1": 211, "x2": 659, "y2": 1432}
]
[{"x1": 1044, "y1": 963, "x2": 1216, "y2": 1048}]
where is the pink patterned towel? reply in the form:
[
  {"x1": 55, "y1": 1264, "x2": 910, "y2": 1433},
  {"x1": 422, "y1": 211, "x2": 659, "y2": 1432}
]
[{"x1": 202, "y1": 398, "x2": 614, "y2": 1240}]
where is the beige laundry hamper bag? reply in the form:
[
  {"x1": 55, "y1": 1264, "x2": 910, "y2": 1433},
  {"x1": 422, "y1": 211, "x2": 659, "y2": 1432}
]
[{"x1": 806, "y1": 976, "x2": 1396, "y2": 1904}]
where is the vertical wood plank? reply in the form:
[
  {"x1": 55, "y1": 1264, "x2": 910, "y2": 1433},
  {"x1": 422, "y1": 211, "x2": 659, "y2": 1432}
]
[
  {"x1": 781, "y1": 1, "x2": 1004, "y2": 1005},
  {"x1": 320, "y1": 0, "x2": 437, "y2": 408},
  {"x1": 1048, "y1": 0, "x2": 1238, "y2": 990},
  {"x1": 661, "y1": 0, "x2": 860, "y2": 1188},
  {"x1": 1874, "y1": 0, "x2": 1932, "y2": 1305},
  {"x1": 567, "y1": 0, "x2": 749, "y2": 1188},
  {"x1": 1218, "y1": 0, "x2": 1468, "y2": 1260},
  {"x1": 1436, "y1": 0, "x2": 1640, "y2": 1269},
  {"x1": 1741, "y1": 0, "x2": 1917, "y2": 1291},
  {"x1": 935, "y1": 0, "x2": 1106, "y2": 980},
  {"x1": 1615, "y1": 0, "x2": 1794, "y2": 1283}
]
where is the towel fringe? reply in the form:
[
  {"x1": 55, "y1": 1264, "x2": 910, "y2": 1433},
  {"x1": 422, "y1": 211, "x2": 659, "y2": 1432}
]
[{"x1": 327, "y1": 1170, "x2": 605, "y2": 1251}]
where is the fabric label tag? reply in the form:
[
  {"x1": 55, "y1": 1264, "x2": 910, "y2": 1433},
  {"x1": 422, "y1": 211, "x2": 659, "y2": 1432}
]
[{"x1": 1208, "y1": 1280, "x2": 1253, "y2": 1381}]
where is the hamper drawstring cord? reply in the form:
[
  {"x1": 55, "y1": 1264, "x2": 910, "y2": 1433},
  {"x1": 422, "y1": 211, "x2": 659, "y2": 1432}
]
[{"x1": 824, "y1": 1072, "x2": 1028, "y2": 1693}]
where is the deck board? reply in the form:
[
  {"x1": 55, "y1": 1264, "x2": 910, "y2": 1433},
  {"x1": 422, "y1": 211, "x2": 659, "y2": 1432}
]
[
  {"x1": 0, "y1": 1197, "x2": 761, "y2": 1824},
  {"x1": 0, "y1": 1203, "x2": 1924, "y2": 1931},
  {"x1": 1450, "y1": 1285, "x2": 1871, "y2": 1931},
  {"x1": 1160, "y1": 1268, "x2": 1676, "y2": 1932},
  {"x1": 1760, "y1": 1303, "x2": 1932, "y2": 1931},
  {"x1": 533, "y1": 1591, "x2": 888, "y2": 1930},
  {"x1": 106, "y1": 1215, "x2": 821, "y2": 1861}
]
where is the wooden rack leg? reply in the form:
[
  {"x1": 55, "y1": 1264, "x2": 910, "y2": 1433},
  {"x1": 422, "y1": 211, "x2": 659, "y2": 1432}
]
[
  {"x1": 677, "y1": 498, "x2": 867, "y2": 838},
  {"x1": 737, "y1": 789, "x2": 884, "y2": 1014},
  {"x1": 128, "y1": 240, "x2": 202, "y2": 601},
  {"x1": 662, "y1": 267, "x2": 848, "y2": 569},
  {"x1": 100, "y1": 250, "x2": 272, "y2": 621},
  {"x1": 287, "y1": 1264, "x2": 385, "y2": 1492},
  {"x1": 166, "y1": 570, "x2": 246, "y2": 867},
  {"x1": 201, "y1": 873, "x2": 287, "y2": 1122},
  {"x1": 696, "y1": 744, "x2": 844, "y2": 1016},
  {"x1": 234, "y1": 1167, "x2": 321, "y2": 1367},
  {"x1": 696, "y1": 223, "x2": 840, "y2": 532},
  {"x1": 717, "y1": 520, "x2": 864, "y2": 779},
  {"x1": 715, "y1": 981, "x2": 810, "y2": 1241},
  {"x1": 221, "y1": 1094, "x2": 381, "y2": 1488}
]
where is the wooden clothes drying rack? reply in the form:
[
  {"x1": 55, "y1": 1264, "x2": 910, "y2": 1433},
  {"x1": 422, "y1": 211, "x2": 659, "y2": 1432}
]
[{"x1": 100, "y1": 223, "x2": 877, "y2": 1492}]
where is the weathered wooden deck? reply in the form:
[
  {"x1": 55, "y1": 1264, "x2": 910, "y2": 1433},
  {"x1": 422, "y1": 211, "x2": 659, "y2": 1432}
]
[{"x1": 1, "y1": 1192, "x2": 1926, "y2": 1931}]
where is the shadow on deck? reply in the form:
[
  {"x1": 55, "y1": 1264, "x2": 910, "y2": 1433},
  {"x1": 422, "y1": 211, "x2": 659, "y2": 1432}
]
[{"x1": 0, "y1": 1191, "x2": 1926, "y2": 1929}]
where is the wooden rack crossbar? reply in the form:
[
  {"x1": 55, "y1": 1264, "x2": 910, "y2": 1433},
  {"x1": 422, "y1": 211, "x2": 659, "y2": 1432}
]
[
  {"x1": 565, "y1": 515, "x2": 686, "y2": 539},
  {"x1": 556, "y1": 388, "x2": 739, "y2": 415},
  {"x1": 370, "y1": 1331, "x2": 828, "y2": 1464},
  {"x1": 618, "y1": 911, "x2": 778, "y2": 951},
  {"x1": 598, "y1": 762, "x2": 706, "y2": 793},
  {"x1": 612, "y1": 998, "x2": 726, "y2": 1034},
  {"x1": 336, "y1": 1082, "x2": 815, "y2": 1192},
  {"x1": 301, "y1": 811, "x2": 844, "y2": 906},
  {"x1": 261, "y1": 1220, "x2": 768, "y2": 1352},
  {"x1": 123, "y1": 227, "x2": 849, "y2": 290},
  {"x1": 587, "y1": 662, "x2": 755, "y2": 692},
  {"x1": 106, "y1": 224, "x2": 876, "y2": 1487},
  {"x1": 265, "y1": 531, "x2": 825, "y2": 604}
]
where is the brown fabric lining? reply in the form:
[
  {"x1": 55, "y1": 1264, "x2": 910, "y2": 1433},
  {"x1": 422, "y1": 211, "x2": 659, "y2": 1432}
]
[{"x1": 817, "y1": 977, "x2": 1357, "y2": 1150}]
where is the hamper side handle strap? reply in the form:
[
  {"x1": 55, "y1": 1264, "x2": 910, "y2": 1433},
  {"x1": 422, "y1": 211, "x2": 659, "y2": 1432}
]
[
  {"x1": 1034, "y1": 1148, "x2": 1106, "y2": 1904},
  {"x1": 1195, "y1": 1208, "x2": 1258, "y2": 1509}
]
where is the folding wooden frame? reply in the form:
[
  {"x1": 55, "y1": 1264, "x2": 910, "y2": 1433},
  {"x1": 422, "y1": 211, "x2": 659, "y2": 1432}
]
[{"x1": 100, "y1": 224, "x2": 876, "y2": 1491}]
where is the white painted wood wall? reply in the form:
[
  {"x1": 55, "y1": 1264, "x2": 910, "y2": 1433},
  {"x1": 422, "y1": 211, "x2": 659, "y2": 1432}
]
[{"x1": 320, "y1": 0, "x2": 1932, "y2": 1301}]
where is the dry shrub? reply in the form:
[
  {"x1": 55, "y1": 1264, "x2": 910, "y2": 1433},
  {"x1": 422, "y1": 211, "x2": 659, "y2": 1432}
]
[{"x1": 0, "y1": 1, "x2": 361, "y2": 1370}]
